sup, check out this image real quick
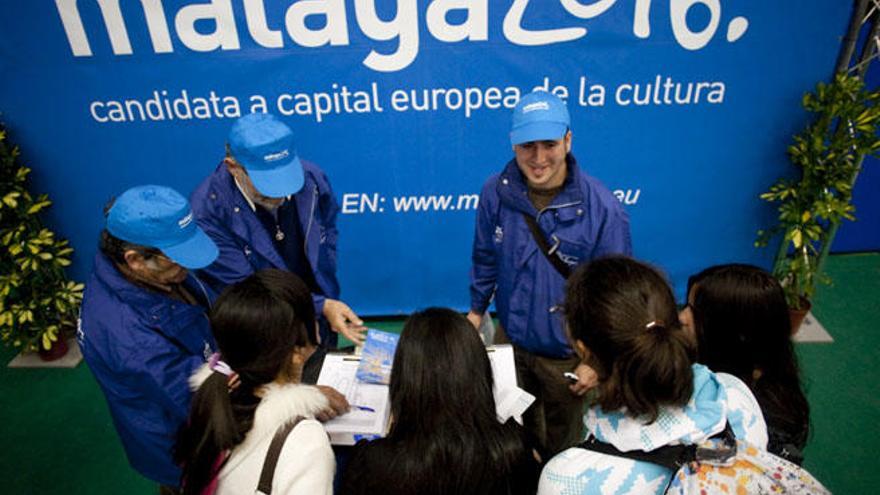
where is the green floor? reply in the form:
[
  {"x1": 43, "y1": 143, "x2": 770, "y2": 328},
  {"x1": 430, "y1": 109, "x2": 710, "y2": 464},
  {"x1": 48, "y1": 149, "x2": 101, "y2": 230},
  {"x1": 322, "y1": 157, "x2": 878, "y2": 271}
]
[
  {"x1": 1, "y1": 253, "x2": 877, "y2": 494},
  {"x1": 798, "y1": 253, "x2": 880, "y2": 493}
]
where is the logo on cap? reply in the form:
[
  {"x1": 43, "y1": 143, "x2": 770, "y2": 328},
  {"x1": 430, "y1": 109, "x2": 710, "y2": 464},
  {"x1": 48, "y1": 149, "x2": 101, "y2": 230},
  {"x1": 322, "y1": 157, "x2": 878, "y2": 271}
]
[
  {"x1": 178, "y1": 212, "x2": 193, "y2": 229},
  {"x1": 522, "y1": 102, "x2": 550, "y2": 113},
  {"x1": 264, "y1": 149, "x2": 290, "y2": 162}
]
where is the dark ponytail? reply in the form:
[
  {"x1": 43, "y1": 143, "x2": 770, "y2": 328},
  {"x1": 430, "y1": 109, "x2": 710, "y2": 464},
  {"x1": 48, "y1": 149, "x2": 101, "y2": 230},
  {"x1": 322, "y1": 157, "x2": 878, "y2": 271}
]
[
  {"x1": 175, "y1": 269, "x2": 316, "y2": 494},
  {"x1": 566, "y1": 257, "x2": 696, "y2": 422},
  {"x1": 176, "y1": 371, "x2": 257, "y2": 495}
]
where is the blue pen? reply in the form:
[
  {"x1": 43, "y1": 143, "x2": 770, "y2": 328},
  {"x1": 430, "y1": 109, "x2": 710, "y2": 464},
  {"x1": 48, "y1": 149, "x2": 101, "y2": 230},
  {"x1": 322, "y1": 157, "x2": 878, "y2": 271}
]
[{"x1": 352, "y1": 405, "x2": 375, "y2": 412}]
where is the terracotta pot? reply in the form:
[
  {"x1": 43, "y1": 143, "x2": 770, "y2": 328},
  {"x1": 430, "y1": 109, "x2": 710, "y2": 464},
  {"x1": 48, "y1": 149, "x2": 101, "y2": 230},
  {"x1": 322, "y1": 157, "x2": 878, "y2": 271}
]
[
  {"x1": 38, "y1": 337, "x2": 69, "y2": 362},
  {"x1": 789, "y1": 298, "x2": 812, "y2": 335}
]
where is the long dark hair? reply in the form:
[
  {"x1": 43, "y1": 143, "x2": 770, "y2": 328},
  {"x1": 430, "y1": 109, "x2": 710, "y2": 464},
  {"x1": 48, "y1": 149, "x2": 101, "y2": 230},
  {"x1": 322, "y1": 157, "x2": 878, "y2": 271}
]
[
  {"x1": 385, "y1": 307, "x2": 531, "y2": 493},
  {"x1": 687, "y1": 264, "x2": 809, "y2": 440},
  {"x1": 565, "y1": 257, "x2": 696, "y2": 422},
  {"x1": 175, "y1": 269, "x2": 317, "y2": 495}
]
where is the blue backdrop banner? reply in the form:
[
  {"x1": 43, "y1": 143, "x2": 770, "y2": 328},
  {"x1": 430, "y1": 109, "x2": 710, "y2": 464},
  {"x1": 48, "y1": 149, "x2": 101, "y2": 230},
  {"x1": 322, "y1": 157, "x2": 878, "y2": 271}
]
[{"x1": 0, "y1": 1, "x2": 852, "y2": 313}]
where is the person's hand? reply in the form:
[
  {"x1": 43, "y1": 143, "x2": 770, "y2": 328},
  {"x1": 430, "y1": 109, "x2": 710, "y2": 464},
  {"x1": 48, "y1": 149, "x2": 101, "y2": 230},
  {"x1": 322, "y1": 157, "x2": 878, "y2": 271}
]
[
  {"x1": 323, "y1": 299, "x2": 366, "y2": 345},
  {"x1": 466, "y1": 310, "x2": 482, "y2": 330},
  {"x1": 315, "y1": 385, "x2": 350, "y2": 422},
  {"x1": 569, "y1": 363, "x2": 598, "y2": 396}
]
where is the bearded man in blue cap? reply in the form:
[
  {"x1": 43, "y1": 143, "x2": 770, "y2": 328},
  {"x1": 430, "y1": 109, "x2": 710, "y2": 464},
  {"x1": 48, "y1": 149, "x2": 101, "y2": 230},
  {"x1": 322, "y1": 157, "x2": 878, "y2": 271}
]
[
  {"x1": 191, "y1": 113, "x2": 364, "y2": 346},
  {"x1": 467, "y1": 90, "x2": 632, "y2": 456},
  {"x1": 78, "y1": 185, "x2": 221, "y2": 491}
]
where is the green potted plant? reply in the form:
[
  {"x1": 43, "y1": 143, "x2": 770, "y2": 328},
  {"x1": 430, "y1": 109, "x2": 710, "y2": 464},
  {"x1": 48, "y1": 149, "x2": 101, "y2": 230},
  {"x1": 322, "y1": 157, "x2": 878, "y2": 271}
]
[
  {"x1": 757, "y1": 72, "x2": 880, "y2": 331},
  {"x1": 0, "y1": 122, "x2": 84, "y2": 359}
]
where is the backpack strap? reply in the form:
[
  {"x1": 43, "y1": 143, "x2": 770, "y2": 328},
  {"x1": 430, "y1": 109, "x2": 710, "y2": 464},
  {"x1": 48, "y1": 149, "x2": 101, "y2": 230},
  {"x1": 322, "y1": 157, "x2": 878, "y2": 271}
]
[
  {"x1": 256, "y1": 416, "x2": 304, "y2": 495},
  {"x1": 522, "y1": 213, "x2": 571, "y2": 279},
  {"x1": 578, "y1": 435, "x2": 695, "y2": 471},
  {"x1": 577, "y1": 422, "x2": 736, "y2": 471}
]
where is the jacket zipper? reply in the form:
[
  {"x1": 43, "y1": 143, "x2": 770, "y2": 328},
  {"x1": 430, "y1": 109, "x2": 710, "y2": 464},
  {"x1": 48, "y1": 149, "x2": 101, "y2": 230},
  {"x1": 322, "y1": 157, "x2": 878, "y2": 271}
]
[
  {"x1": 191, "y1": 273, "x2": 212, "y2": 309},
  {"x1": 303, "y1": 185, "x2": 318, "y2": 252}
]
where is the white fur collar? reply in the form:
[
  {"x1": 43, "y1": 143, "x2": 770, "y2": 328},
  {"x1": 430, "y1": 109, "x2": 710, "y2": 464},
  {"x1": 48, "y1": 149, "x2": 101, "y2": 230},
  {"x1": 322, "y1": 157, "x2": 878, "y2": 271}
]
[{"x1": 189, "y1": 363, "x2": 329, "y2": 452}]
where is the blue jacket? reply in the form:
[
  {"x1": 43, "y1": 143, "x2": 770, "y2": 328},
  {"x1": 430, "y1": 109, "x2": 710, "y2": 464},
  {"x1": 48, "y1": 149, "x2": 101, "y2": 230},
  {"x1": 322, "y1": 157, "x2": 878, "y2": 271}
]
[
  {"x1": 470, "y1": 156, "x2": 632, "y2": 358},
  {"x1": 190, "y1": 162, "x2": 340, "y2": 315},
  {"x1": 78, "y1": 253, "x2": 217, "y2": 486}
]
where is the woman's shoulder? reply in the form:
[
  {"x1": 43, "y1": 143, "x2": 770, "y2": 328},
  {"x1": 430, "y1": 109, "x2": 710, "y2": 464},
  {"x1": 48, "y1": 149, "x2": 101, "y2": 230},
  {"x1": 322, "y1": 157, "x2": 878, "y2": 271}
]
[{"x1": 714, "y1": 372, "x2": 769, "y2": 448}]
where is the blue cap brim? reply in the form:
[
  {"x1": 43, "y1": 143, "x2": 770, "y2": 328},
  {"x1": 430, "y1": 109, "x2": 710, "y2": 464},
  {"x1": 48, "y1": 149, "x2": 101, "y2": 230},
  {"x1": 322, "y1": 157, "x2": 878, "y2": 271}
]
[
  {"x1": 510, "y1": 122, "x2": 568, "y2": 146},
  {"x1": 160, "y1": 226, "x2": 219, "y2": 270},
  {"x1": 248, "y1": 155, "x2": 304, "y2": 198}
]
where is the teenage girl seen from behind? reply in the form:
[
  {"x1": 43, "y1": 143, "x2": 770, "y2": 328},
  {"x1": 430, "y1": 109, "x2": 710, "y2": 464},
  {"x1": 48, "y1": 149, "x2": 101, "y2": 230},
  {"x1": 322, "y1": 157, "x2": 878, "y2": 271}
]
[
  {"x1": 679, "y1": 263, "x2": 810, "y2": 464},
  {"x1": 539, "y1": 257, "x2": 768, "y2": 495},
  {"x1": 341, "y1": 307, "x2": 541, "y2": 495},
  {"x1": 175, "y1": 269, "x2": 339, "y2": 495}
]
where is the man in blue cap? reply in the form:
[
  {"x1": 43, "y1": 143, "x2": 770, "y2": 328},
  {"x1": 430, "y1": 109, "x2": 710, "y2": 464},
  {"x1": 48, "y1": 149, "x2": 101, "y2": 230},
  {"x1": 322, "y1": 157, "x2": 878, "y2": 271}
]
[
  {"x1": 467, "y1": 90, "x2": 632, "y2": 456},
  {"x1": 81, "y1": 185, "x2": 351, "y2": 492},
  {"x1": 78, "y1": 185, "x2": 221, "y2": 491},
  {"x1": 191, "y1": 113, "x2": 364, "y2": 346}
]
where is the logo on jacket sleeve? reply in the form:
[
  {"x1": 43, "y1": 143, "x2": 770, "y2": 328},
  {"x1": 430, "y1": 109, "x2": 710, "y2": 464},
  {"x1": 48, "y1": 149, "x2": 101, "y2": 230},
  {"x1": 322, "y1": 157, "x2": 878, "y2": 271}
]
[
  {"x1": 557, "y1": 252, "x2": 580, "y2": 267},
  {"x1": 76, "y1": 315, "x2": 85, "y2": 344},
  {"x1": 494, "y1": 226, "x2": 504, "y2": 244}
]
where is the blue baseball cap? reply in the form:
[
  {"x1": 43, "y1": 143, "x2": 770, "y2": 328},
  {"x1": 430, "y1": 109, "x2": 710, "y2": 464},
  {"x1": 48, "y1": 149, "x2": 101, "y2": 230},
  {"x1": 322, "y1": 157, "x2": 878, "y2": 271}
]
[
  {"x1": 106, "y1": 185, "x2": 219, "y2": 269},
  {"x1": 510, "y1": 90, "x2": 571, "y2": 146},
  {"x1": 228, "y1": 113, "x2": 304, "y2": 198}
]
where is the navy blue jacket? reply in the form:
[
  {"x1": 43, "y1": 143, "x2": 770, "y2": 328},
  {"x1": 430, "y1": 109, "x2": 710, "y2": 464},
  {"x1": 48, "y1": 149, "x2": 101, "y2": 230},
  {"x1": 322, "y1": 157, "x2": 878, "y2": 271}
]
[
  {"x1": 190, "y1": 162, "x2": 340, "y2": 315},
  {"x1": 470, "y1": 156, "x2": 632, "y2": 358},
  {"x1": 78, "y1": 253, "x2": 216, "y2": 486}
]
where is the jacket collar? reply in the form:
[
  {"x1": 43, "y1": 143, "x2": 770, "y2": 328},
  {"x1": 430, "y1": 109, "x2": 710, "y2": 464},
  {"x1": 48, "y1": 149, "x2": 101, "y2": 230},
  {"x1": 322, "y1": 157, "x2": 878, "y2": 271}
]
[
  {"x1": 216, "y1": 166, "x2": 289, "y2": 269},
  {"x1": 232, "y1": 174, "x2": 296, "y2": 214},
  {"x1": 497, "y1": 154, "x2": 584, "y2": 215},
  {"x1": 222, "y1": 164, "x2": 321, "y2": 267},
  {"x1": 93, "y1": 253, "x2": 206, "y2": 310},
  {"x1": 584, "y1": 365, "x2": 730, "y2": 451},
  {"x1": 92, "y1": 253, "x2": 214, "y2": 349}
]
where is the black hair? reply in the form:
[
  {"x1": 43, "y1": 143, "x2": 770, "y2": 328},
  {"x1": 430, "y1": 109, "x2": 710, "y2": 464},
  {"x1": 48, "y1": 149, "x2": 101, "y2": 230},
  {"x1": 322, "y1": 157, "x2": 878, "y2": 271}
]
[
  {"x1": 687, "y1": 264, "x2": 810, "y2": 446},
  {"x1": 175, "y1": 269, "x2": 316, "y2": 495},
  {"x1": 381, "y1": 307, "x2": 534, "y2": 493},
  {"x1": 98, "y1": 229, "x2": 161, "y2": 265},
  {"x1": 565, "y1": 257, "x2": 696, "y2": 422},
  {"x1": 98, "y1": 198, "x2": 162, "y2": 264}
]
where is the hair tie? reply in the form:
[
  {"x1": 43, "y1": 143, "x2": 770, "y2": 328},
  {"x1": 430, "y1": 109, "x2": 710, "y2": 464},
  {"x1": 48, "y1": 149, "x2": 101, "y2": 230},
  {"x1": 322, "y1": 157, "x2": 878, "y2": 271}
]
[
  {"x1": 208, "y1": 352, "x2": 234, "y2": 377},
  {"x1": 645, "y1": 320, "x2": 662, "y2": 330}
]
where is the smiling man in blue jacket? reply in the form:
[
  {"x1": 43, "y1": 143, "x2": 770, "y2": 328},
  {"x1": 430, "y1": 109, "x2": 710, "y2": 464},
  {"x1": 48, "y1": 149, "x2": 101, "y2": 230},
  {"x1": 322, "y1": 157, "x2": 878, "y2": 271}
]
[
  {"x1": 468, "y1": 90, "x2": 632, "y2": 456},
  {"x1": 79, "y1": 185, "x2": 220, "y2": 491},
  {"x1": 191, "y1": 113, "x2": 364, "y2": 346}
]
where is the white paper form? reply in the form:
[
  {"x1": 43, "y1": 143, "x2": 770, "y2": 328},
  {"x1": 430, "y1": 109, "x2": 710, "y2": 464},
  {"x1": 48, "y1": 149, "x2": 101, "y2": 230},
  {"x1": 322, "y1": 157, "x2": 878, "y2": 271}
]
[
  {"x1": 486, "y1": 345, "x2": 535, "y2": 424},
  {"x1": 316, "y1": 353, "x2": 391, "y2": 445}
]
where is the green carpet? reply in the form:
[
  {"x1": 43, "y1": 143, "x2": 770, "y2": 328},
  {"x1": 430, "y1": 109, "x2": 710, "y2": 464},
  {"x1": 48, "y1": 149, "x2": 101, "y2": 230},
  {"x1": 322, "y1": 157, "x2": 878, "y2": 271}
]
[
  {"x1": 0, "y1": 253, "x2": 877, "y2": 493},
  {"x1": 798, "y1": 252, "x2": 880, "y2": 493}
]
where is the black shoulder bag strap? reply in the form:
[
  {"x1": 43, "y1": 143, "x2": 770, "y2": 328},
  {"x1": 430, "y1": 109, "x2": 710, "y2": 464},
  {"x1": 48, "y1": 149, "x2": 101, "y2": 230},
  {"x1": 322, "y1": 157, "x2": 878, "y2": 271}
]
[
  {"x1": 256, "y1": 416, "x2": 305, "y2": 495},
  {"x1": 577, "y1": 422, "x2": 736, "y2": 471},
  {"x1": 522, "y1": 213, "x2": 571, "y2": 279},
  {"x1": 578, "y1": 435, "x2": 694, "y2": 471}
]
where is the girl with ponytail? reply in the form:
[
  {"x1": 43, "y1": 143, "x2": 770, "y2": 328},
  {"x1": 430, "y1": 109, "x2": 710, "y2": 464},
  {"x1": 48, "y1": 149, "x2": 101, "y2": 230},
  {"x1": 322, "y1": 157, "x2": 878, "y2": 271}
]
[
  {"x1": 175, "y1": 269, "x2": 340, "y2": 495},
  {"x1": 538, "y1": 257, "x2": 769, "y2": 495}
]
